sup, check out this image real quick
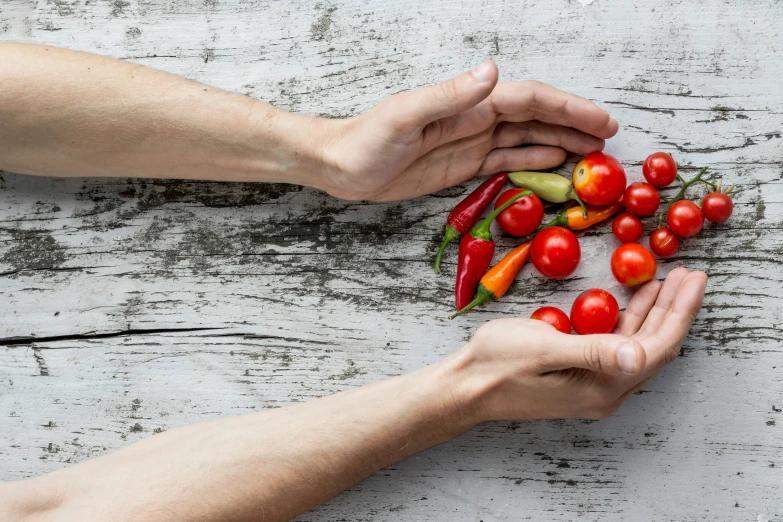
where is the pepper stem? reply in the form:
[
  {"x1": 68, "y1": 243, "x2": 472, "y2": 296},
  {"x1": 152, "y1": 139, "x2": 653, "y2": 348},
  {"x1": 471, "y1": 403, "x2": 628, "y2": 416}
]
[
  {"x1": 538, "y1": 209, "x2": 568, "y2": 232},
  {"x1": 448, "y1": 285, "x2": 495, "y2": 319},
  {"x1": 567, "y1": 187, "x2": 588, "y2": 218},
  {"x1": 470, "y1": 190, "x2": 532, "y2": 241},
  {"x1": 433, "y1": 224, "x2": 461, "y2": 274}
]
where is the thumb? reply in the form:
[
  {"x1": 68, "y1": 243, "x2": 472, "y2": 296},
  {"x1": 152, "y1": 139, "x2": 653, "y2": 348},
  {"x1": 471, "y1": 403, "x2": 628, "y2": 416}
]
[
  {"x1": 543, "y1": 335, "x2": 647, "y2": 376},
  {"x1": 385, "y1": 60, "x2": 498, "y2": 128}
]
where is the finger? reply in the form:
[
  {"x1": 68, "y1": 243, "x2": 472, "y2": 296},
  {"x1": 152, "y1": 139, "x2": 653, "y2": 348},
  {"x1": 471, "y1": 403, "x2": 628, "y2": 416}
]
[
  {"x1": 612, "y1": 272, "x2": 708, "y2": 402},
  {"x1": 477, "y1": 145, "x2": 567, "y2": 175},
  {"x1": 382, "y1": 60, "x2": 499, "y2": 130},
  {"x1": 637, "y1": 267, "x2": 690, "y2": 336},
  {"x1": 614, "y1": 279, "x2": 662, "y2": 336},
  {"x1": 645, "y1": 271, "x2": 708, "y2": 369},
  {"x1": 539, "y1": 334, "x2": 647, "y2": 376},
  {"x1": 492, "y1": 121, "x2": 606, "y2": 155},
  {"x1": 489, "y1": 81, "x2": 619, "y2": 139}
]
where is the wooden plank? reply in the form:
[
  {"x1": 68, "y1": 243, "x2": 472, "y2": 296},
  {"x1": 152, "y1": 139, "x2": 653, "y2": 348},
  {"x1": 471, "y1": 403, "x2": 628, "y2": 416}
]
[{"x1": 1, "y1": 0, "x2": 782, "y2": 519}]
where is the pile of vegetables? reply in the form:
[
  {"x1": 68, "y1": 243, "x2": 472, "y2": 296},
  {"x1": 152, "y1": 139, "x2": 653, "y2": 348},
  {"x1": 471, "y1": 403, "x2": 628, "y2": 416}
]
[{"x1": 436, "y1": 151, "x2": 737, "y2": 334}]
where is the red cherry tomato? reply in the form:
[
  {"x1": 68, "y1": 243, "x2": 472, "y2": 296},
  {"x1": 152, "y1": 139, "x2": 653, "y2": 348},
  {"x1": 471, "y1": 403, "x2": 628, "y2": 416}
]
[
  {"x1": 572, "y1": 152, "x2": 627, "y2": 206},
  {"x1": 494, "y1": 189, "x2": 545, "y2": 236},
  {"x1": 531, "y1": 306, "x2": 571, "y2": 334},
  {"x1": 643, "y1": 152, "x2": 678, "y2": 188},
  {"x1": 611, "y1": 243, "x2": 657, "y2": 287},
  {"x1": 624, "y1": 182, "x2": 661, "y2": 217},
  {"x1": 570, "y1": 288, "x2": 620, "y2": 335},
  {"x1": 667, "y1": 200, "x2": 704, "y2": 237},
  {"x1": 702, "y1": 192, "x2": 733, "y2": 223},
  {"x1": 612, "y1": 212, "x2": 644, "y2": 243},
  {"x1": 649, "y1": 227, "x2": 680, "y2": 257},
  {"x1": 531, "y1": 227, "x2": 581, "y2": 279}
]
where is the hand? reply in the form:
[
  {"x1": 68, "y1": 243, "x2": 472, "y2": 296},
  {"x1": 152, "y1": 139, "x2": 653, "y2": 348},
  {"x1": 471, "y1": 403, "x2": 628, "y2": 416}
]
[
  {"x1": 316, "y1": 61, "x2": 618, "y2": 201},
  {"x1": 447, "y1": 268, "x2": 707, "y2": 422}
]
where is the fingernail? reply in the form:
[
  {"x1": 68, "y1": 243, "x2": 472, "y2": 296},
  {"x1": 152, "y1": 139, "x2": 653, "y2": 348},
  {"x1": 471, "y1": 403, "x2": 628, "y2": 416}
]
[
  {"x1": 617, "y1": 343, "x2": 638, "y2": 374},
  {"x1": 471, "y1": 61, "x2": 493, "y2": 83}
]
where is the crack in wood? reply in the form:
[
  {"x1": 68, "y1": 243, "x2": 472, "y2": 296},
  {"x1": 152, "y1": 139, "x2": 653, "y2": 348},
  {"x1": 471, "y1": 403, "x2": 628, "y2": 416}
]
[
  {"x1": 0, "y1": 265, "x2": 118, "y2": 277},
  {"x1": 0, "y1": 327, "x2": 226, "y2": 346}
]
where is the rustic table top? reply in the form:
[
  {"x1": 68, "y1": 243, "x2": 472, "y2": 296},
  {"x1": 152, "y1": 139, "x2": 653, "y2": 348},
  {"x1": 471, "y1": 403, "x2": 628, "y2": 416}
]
[{"x1": 1, "y1": 0, "x2": 782, "y2": 520}]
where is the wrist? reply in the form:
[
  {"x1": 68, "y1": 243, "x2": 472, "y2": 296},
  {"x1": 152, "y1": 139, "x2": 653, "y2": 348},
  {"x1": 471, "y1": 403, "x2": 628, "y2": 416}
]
[
  {"x1": 423, "y1": 345, "x2": 496, "y2": 430},
  {"x1": 244, "y1": 102, "x2": 341, "y2": 190}
]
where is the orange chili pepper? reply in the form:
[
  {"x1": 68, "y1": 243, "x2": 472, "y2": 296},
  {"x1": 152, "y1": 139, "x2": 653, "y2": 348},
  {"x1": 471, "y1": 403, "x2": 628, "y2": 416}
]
[
  {"x1": 541, "y1": 197, "x2": 624, "y2": 231},
  {"x1": 448, "y1": 241, "x2": 532, "y2": 319}
]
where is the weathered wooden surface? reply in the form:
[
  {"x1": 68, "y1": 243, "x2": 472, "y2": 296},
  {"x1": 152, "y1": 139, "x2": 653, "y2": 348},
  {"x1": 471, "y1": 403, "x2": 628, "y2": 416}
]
[{"x1": 1, "y1": 0, "x2": 782, "y2": 520}]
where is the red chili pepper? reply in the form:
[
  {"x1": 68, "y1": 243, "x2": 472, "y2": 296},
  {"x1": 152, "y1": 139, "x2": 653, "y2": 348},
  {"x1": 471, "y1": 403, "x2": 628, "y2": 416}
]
[
  {"x1": 433, "y1": 173, "x2": 508, "y2": 273},
  {"x1": 455, "y1": 190, "x2": 532, "y2": 309},
  {"x1": 449, "y1": 241, "x2": 532, "y2": 319}
]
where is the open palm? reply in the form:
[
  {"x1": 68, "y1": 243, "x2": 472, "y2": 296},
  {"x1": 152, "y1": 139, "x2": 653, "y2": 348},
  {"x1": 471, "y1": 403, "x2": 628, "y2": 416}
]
[
  {"x1": 320, "y1": 61, "x2": 619, "y2": 201},
  {"x1": 553, "y1": 267, "x2": 707, "y2": 418},
  {"x1": 462, "y1": 267, "x2": 707, "y2": 422}
]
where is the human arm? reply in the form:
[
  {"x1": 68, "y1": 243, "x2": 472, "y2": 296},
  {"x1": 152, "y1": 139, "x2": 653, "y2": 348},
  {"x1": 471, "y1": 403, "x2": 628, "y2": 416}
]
[
  {"x1": 0, "y1": 43, "x2": 617, "y2": 201},
  {"x1": 0, "y1": 268, "x2": 707, "y2": 522}
]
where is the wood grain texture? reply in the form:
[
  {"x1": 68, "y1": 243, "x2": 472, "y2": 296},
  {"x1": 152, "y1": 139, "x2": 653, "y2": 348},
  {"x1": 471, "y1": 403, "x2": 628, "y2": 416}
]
[{"x1": 1, "y1": 0, "x2": 782, "y2": 520}]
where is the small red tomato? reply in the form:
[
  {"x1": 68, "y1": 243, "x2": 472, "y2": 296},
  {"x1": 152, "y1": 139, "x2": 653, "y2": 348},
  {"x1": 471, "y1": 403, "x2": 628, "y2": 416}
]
[
  {"x1": 572, "y1": 152, "x2": 627, "y2": 206},
  {"x1": 531, "y1": 306, "x2": 571, "y2": 334},
  {"x1": 702, "y1": 192, "x2": 734, "y2": 223},
  {"x1": 494, "y1": 189, "x2": 545, "y2": 236},
  {"x1": 570, "y1": 288, "x2": 620, "y2": 335},
  {"x1": 649, "y1": 227, "x2": 680, "y2": 257},
  {"x1": 612, "y1": 212, "x2": 644, "y2": 243},
  {"x1": 667, "y1": 200, "x2": 704, "y2": 237},
  {"x1": 531, "y1": 227, "x2": 581, "y2": 279},
  {"x1": 624, "y1": 182, "x2": 661, "y2": 217},
  {"x1": 643, "y1": 152, "x2": 678, "y2": 188},
  {"x1": 611, "y1": 243, "x2": 657, "y2": 287}
]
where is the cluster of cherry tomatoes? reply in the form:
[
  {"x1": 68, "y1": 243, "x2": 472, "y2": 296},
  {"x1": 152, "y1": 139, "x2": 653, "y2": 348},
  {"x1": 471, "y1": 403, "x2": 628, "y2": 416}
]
[
  {"x1": 493, "y1": 151, "x2": 736, "y2": 335},
  {"x1": 610, "y1": 152, "x2": 735, "y2": 288}
]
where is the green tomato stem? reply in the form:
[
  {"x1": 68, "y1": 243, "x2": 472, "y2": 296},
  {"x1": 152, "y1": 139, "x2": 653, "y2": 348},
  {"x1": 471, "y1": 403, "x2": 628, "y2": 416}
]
[
  {"x1": 694, "y1": 179, "x2": 718, "y2": 191},
  {"x1": 663, "y1": 166, "x2": 709, "y2": 215}
]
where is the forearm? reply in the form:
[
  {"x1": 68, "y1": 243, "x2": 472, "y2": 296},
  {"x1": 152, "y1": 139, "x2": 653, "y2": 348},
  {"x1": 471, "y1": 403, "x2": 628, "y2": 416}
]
[
  {"x1": 0, "y1": 42, "x2": 331, "y2": 185},
  {"x1": 5, "y1": 352, "x2": 478, "y2": 522}
]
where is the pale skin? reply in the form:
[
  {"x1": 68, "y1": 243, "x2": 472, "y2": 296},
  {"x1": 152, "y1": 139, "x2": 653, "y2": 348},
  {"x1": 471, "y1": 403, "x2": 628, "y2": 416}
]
[{"x1": 0, "y1": 43, "x2": 708, "y2": 522}]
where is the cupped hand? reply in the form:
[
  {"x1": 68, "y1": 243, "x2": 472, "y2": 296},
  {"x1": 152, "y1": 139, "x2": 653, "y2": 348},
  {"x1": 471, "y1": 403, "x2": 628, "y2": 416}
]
[
  {"x1": 317, "y1": 61, "x2": 619, "y2": 201},
  {"x1": 450, "y1": 268, "x2": 707, "y2": 422}
]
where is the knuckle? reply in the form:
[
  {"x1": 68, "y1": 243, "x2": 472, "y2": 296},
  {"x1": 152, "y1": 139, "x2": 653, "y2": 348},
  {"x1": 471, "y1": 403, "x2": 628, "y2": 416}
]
[
  {"x1": 521, "y1": 80, "x2": 543, "y2": 106},
  {"x1": 473, "y1": 322, "x2": 492, "y2": 342},
  {"x1": 435, "y1": 79, "x2": 460, "y2": 107},
  {"x1": 582, "y1": 340, "x2": 604, "y2": 372},
  {"x1": 523, "y1": 79, "x2": 543, "y2": 89},
  {"x1": 516, "y1": 125, "x2": 533, "y2": 145},
  {"x1": 558, "y1": 97, "x2": 570, "y2": 116},
  {"x1": 473, "y1": 319, "x2": 505, "y2": 345}
]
